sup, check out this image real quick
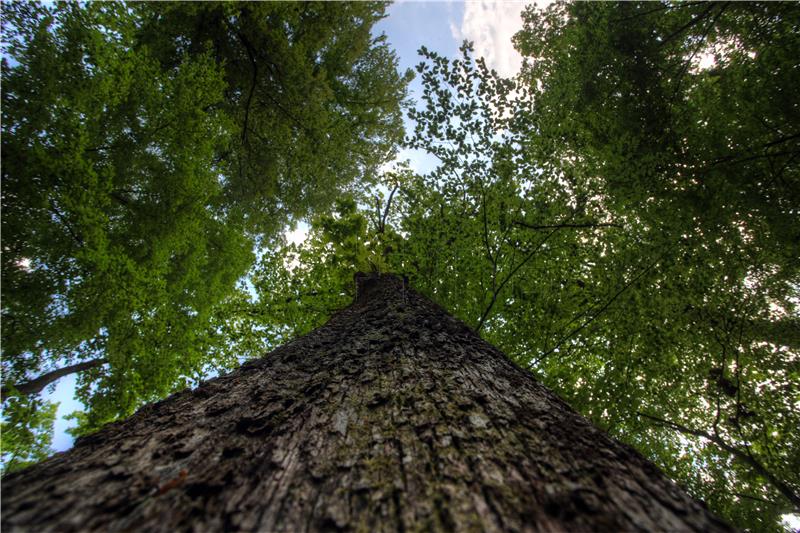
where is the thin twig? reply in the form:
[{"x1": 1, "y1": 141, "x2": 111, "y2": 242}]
[
  {"x1": 534, "y1": 252, "x2": 664, "y2": 365},
  {"x1": 638, "y1": 411, "x2": 800, "y2": 511}
]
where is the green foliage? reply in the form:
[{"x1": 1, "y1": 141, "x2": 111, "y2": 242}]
[
  {"x1": 511, "y1": 3, "x2": 800, "y2": 529},
  {"x1": 2, "y1": 2, "x2": 797, "y2": 530},
  {"x1": 222, "y1": 193, "x2": 396, "y2": 347},
  {"x1": 2, "y1": 2, "x2": 253, "y2": 434},
  {"x1": 243, "y1": 8, "x2": 799, "y2": 529},
  {"x1": 133, "y1": 1, "x2": 413, "y2": 234},
  {"x1": 1, "y1": 1, "x2": 409, "y2": 456},
  {"x1": 1, "y1": 396, "x2": 58, "y2": 474}
]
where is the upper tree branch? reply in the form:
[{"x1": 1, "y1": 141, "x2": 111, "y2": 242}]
[
  {"x1": 236, "y1": 31, "x2": 259, "y2": 145},
  {"x1": 476, "y1": 226, "x2": 563, "y2": 333},
  {"x1": 1, "y1": 358, "x2": 107, "y2": 400},
  {"x1": 534, "y1": 251, "x2": 663, "y2": 365},
  {"x1": 379, "y1": 184, "x2": 399, "y2": 234},
  {"x1": 658, "y1": 2, "x2": 717, "y2": 48},
  {"x1": 638, "y1": 411, "x2": 800, "y2": 512},
  {"x1": 514, "y1": 221, "x2": 622, "y2": 231}
]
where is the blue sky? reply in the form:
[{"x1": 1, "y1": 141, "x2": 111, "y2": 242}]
[
  {"x1": 376, "y1": 1, "x2": 529, "y2": 175},
  {"x1": 43, "y1": 0, "x2": 533, "y2": 454}
]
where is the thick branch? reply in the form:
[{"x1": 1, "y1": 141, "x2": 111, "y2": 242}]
[
  {"x1": 379, "y1": 184, "x2": 399, "y2": 234},
  {"x1": 2, "y1": 358, "x2": 107, "y2": 399}
]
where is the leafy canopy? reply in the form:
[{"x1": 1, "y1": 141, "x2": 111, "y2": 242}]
[
  {"x1": 236, "y1": 3, "x2": 799, "y2": 529},
  {"x1": 1, "y1": 0, "x2": 409, "y2": 460},
  {"x1": 2, "y1": 3, "x2": 798, "y2": 531}
]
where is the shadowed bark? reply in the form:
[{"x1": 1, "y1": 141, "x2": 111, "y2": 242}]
[{"x1": 1, "y1": 273, "x2": 733, "y2": 532}]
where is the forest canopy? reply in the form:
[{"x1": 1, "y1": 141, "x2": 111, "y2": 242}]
[
  {"x1": 2, "y1": 2, "x2": 798, "y2": 531},
  {"x1": 2, "y1": 0, "x2": 410, "y2": 462}
]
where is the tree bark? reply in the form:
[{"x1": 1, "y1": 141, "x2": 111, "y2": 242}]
[
  {"x1": 1, "y1": 273, "x2": 732, "y2": 532},
  {"x1": 1, "y1": 358, "x2": 107, "y2": 400}
]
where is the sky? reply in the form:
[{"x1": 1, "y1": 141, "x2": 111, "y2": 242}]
[
  {"x1": 376, "y1": 0, "x2": 532, "y2": 176},
  {"x1": 44, "y1": 0, "x2": 534, "y2": 454}
]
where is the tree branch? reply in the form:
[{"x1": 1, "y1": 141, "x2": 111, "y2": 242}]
[
  {"x1": 534, "y1": 252, "x2": 663, "y2": 364},
  {"x1": 379, "y1": 184, "x2": 399, "y2": 234},
  {"x1": 236, "y1": 31, "x2": 259, "y2": 145},
  {"x1": 513, "y1": 221, "x2": 621, "y2": 231},
  {"x1": 611, "y1": 1, "x2": 706, "y2": 24},
  {"x1": 2, "y1": 358, "x2": 107, "y2": 400},
  {"x1": 658, "y1": 2, "x2": 717, "y2": 48},
  {"x1": 668, "y1": 3, "x2": 729, "y2": 104},
  {"x1": 48, "y1": 204, "x2": 84, "y2": 247},
  {"x1": 476, "y1": 226, "x2": 562, "y2": 333},
  {"x1": 638, "y1": 411, "x2": 800, "y2": 511}
]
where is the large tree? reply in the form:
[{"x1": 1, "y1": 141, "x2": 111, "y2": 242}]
[
  {"x1": 1, "y1": 273, "x2": 732, "y2": 532},
  {"x1": 133, "y1": 1, "x2": 412, "y2": 234},
  {"x1": 1, "y1": 0, "x2": 409, "y2": 461},
  {"x1": 231, "y1": 30, "x2": 799, "y2": 529},
  {"x1": 2, "y1": 1, "x2": 252, "y2": 445}
]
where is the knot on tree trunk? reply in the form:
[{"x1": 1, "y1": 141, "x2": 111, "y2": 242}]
[{"x1": 354, "y1": 272, "x2": 408, "y2": 306}]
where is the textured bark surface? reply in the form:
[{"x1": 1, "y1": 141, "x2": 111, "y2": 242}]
[{"x1": 2, "y1": 273, "x2": 733, "y2": 532}]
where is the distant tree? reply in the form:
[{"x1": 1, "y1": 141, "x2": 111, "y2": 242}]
[{"x1": 1, "y1": 1, "x2": 409, "y2": 464}]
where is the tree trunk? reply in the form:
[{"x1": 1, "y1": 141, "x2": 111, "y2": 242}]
[{"x1": 1, "y1": 273, "x2": 732, "y2": 532}]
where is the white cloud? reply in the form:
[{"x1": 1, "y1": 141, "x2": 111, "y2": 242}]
[
  {"x1": 454, "y1": 1, "x2": 554, "y2": 78},
  {"x1": 455, "y1": 1, "x2": 526, "y2": 78}
]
